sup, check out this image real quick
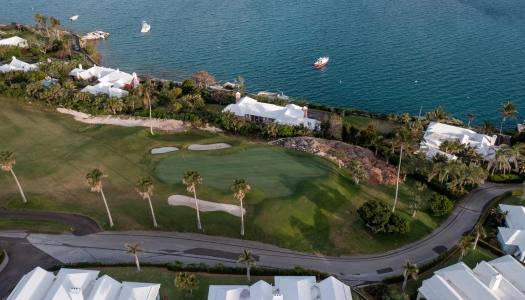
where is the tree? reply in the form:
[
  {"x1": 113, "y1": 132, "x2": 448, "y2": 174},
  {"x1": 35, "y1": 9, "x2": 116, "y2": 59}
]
[
  {"x1": 328, "y1": 115, "x2": 343, "y2": 138},
  {"x1": 480, "y1": 120, "x2": 497, "y2": 135},
  {"x1": 231, "y1": 179, "x2": 251, "y2": 236},
  {"x1": 429, "y1": 193, "x2": 453, "y2": 216},
  {"x1": 426, "y1": 106, "x2": 451, "y2": 122},
  {"x1": 497, "y1": 101, "x2": 518, "y2": 136},
  {"x1": 191, "y1": 70, "x2": 216, "y2": 89},
  {"x1": 390, "y1": 126, "x2": 419, "y2": 212},
  {"x1": 104, "y1": 96, "x2": 124, "y2": 115},
  {"x1": 410, "y1": 196, "x2": 420, "y2": 218},
  {"x1": 183, "y1": 170, "x2": 203, "y2": 230},
  {"x1": 236, "y1": 75, "x2": 245, "y2": 94},
  {"x1": 175, "y1": 272, "x2": 199, "y2": 296},
  {"x1": 457, "y1": 236, "x2": 473, "y2": 262},
  {"x1": 401, "y1": 260, "x2": 419, "y2": 292},
  {"x1": 467, "y1": 113, "x2": 475, "y2": 127},
  {"x1": 357, "y1": 200, "x2": 410, "y2": 234},
  {"x1": 487, "y1": 148, "x2": 512, "y2": 175},
  {"x1": 138, "y1": 78, "x2": 155, "y2": 135},
  {"x1": 415, "y1": 181, "x2": 427, "y2": 197},
  {"x1": 472, "y1": 222, "x2": 486, "y2": 250},
  {"x1": 386, "y1": 213, "x2": 410, "y2": 234},
  {"x1": 262, "y1": 122, "x2": 279, "y2": 140},
  {"x1": 124, "y1": 242, "x2": 146, "y2": 271},
  {"x1": 428, "y1": 162, "x2": 451, "y2": 184},
  {"x1": 333, "y1": 149, "x2": 346, "y2": 168},
  {"x1": 0, "y1": 151, "x2": 27, "y2": 203},
  {"x1": 348, "y1": 160, "x2": 368, "y2": 186},
  {"x1": 85, "y1": 168, "x2": 114, "y2": 227},
  {"x1": 358, "y1": 124, "x2": 378, "y2": 148},
  {"x1": 136, "y1": 177, "x2": 157, "y2": 227},
  {"x1": 49, "y1": 16, "x2": 62, "y2": 39},
  {"x1": 237, "y1": 249, "x2": 257, "y2": 281}
]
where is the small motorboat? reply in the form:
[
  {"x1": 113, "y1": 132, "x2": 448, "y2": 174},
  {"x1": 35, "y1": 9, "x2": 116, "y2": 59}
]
[
  {"x1": 141, "y1": 21, "x2": 151, "y2": 33},
  {"x1": 70, "y1": 15, "x2": 79, "y2": 21},
  {"x1": 313, "y1": 57, "x2": 329, "y2": 68}
]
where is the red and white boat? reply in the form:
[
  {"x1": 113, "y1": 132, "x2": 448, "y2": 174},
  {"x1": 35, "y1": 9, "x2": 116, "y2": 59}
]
[{"x1": 313, "y1": 57, "x2": 329, "y2": 68}]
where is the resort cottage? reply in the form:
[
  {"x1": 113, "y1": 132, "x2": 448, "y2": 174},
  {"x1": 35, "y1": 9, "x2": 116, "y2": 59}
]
[
  {"x1": 223, "y1": 95, "x2": 319, "y2": 130},
  {"x1": 208, "y1": 275, "x2": 351, "y2": 300},
  {"x1": 0, "y1": 56, "x2": 39, "y2": 73},
  {"x1": 420, "y1": 122, "x2": 498, "y2": 161},
  {"x1": 497, "y1": 204, "x2": 525, "y2": 261},
  {"x1": 418, "y1": 255, "x2": 525, "y2": 300},
  {"x1": 69, "y1": 65, "x2": 140, "y2": 98},
  {"x1": 7, "y1": 267, "x2": 161, "y2": 300},
  {"x1": 0, "y1": 36, "x2": 28, "y2": 48}
]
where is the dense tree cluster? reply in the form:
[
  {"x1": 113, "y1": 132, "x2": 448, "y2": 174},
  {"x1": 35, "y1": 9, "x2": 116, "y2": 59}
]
[{"x1": 357, "y1": 200, "x2": 410, "y2": 234}]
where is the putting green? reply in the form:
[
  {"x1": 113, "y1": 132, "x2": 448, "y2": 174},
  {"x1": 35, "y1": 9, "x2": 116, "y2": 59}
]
[{"x1": 155, "y1": 147, "x2": 332, "y2": 197}]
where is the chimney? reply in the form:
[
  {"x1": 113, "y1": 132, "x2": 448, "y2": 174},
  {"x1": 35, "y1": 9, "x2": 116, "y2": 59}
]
[
  {"x1": 236, "y1": 92, "x2": 241, "y2": 103},
  {"x1": 488, "y1": 273, "x2": 503, "y2": 290},
  {"x1": 302, "y1": 107, "x2": 308, "y2": 118},
  {"x1": 116, "y1": 68, "x2": 119, "y2": 73},
  {"x1": 79, "y1": 64, "x2": 82, "y2": 69},
  {"x1": 69, "y1": 287, "x2": 84, "y2": 300}
]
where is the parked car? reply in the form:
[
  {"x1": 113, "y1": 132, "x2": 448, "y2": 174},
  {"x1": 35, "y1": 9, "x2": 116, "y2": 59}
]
[{"x1": 73, "y1": 45, "x2": 80, "y2": 51}]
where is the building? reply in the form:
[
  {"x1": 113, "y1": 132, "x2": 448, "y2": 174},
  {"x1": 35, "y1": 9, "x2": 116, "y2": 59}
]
[
  {"x1": 69, "y1": 65, "x2": 140, "y2": 98},
  {"x1": 420, "y1": 122, "x2": 497, "y2": 161},
  {"x1": 0, "y1": 36, "x2": 28, "y2": 47},
  {"x1": 208, "y1": 275, "x2": 351, "y2": 300},
  {"x1": 0, "y1": 56, "x2": 39, "y2": 73},
  {"x1": 418, "y1": 255, "x2": 525, "y2": 299},
  {"x1": 497, "y1": 204, "x2": 525, "y2": 261},
  {"x1": 223, "y1": 96, "x2": 319, "y2": 130},
  {"x1": 7, "y1": 267, "x2": 161, "y2": 300}
]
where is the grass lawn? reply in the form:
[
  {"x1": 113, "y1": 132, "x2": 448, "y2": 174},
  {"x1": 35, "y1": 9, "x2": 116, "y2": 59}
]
[
  {"x1": 0, "y1": 97, "x2": 446, "y2": 255},
  {"x1": 91, "y1": 267, "x2": 272, "y2": 300},
  {"x1": 309, "y1": 109, "x2": 400, "y2": 133},
  {"x1": 400, "y1": 248, "x2": 496, "y2": 296},
  {"x1": 0, "y1": 218, "x2": 73, "y2": 234}
]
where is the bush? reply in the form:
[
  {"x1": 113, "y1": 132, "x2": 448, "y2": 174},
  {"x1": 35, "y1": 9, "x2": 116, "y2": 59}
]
[
  {"x1": 363, "y1": 283, "x2": 389, "y2": 298},
  {"x1": 488, "y1": 173, "x2": 524, "y2": 183},
  {"x1": 477, "y1": 239, "x2": 507, "y2": 257},
  {"x1": 357, "y1": 200, "x2": 410, "y2": 234},
  {"x1": 0, "y1": 248, "x2": 4, "y2": 265},
  {"x1": 486, "y1": 232, "x2": 502, "y2": 249},
  {"x1": 479, "y1": 191, "x2": 512, "y2": 225},
  {"x1": 429, "y1": 193, "x2": 453, "y2": 216}
]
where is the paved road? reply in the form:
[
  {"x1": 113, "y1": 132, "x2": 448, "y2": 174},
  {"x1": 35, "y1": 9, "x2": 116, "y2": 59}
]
[
  {"x1": 70, "y1": 34, "x2": 97, "y2": 65},
  {"x1": 0, "y1": 183, "x2": 520, "y2": 292}
]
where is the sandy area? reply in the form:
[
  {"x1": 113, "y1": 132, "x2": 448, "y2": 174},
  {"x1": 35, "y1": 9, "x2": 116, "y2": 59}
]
[
  {"x1": 188, "y1": 143, "x2": 231, "y2": 150},
  {"x1": 168, "y1": 195, "x2": 245, "y2": 217},
  {"x1": 199, "y1": 127, "x2": 224, "y2": 133},
  {"x1": 57, "y1": 108, "x2": 187, "y2": 132},
  {"x1": 151, "y1": 147, "x2": 179, "y2": 154}
]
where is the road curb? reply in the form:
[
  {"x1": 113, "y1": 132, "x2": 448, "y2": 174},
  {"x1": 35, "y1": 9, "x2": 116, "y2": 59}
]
[{"x1": 0, "y1": 251, "x2": 9, "y2": 274}]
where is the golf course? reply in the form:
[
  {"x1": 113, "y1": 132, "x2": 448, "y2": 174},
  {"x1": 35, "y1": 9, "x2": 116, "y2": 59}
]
[{"x1": 0, "y1": 96, "x2": 445, "y2": 256}]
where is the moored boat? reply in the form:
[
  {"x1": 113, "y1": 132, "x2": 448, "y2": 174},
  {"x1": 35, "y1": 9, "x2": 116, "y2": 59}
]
[
  {"x1": 70, "y1": 15, "x2": 79, "y2": 21},
  {"x1": 141, "y1": 21, "x2": 151, "y2": 33},
  {"x1": 82, "y1": 31, "x2": 110, "y2": 40},
  {"x1": 313, "y1": 57, "x2": 329, "y2": 68}
]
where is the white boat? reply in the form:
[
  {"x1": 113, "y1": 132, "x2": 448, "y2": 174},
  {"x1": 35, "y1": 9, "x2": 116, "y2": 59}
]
[
  {"x1": 70, "y1": 15, "x2": 78, "y2": 21},
  {"x1": 141, "y1": 21, "x2": 150, "y2": 33},
  {"x1": 313, "y1": 56, "x2": 329, "y2": 68}
]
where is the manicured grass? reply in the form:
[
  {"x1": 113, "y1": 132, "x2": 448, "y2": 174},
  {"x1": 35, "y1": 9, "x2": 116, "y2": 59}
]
[
  {"x1": 92, "y1": 267, "x2": 272, "y2": 300},
  {"x1": 0, "y1": 97, "x2": 444, "y2": 255},
  {"x1": 309, "y1": 109, "x2": 400, "y2": 133},
  {"x1": 0, "y1": 219, "x2": 73, "y2": 234}
]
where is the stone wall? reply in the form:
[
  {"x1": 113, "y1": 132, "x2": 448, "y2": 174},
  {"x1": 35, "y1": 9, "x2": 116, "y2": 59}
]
[{"x1": 269, "y1": 137, "x2": 400, "y2": 185}]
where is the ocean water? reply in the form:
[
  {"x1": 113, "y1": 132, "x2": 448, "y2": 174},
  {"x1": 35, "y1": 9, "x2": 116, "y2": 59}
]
[{"x1": 2, "y1": 0, "x2": 525, "y2": 128}]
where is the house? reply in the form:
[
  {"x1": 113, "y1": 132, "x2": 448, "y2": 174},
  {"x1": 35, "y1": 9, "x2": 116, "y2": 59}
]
[
  {"x1": 417, "y1": 255, "x2": 525, "y2": 299},
  {"x1": 0, "y1": 36, "x2": 28, "y2": 47},
  {"x1": 69, "y1": 64, "x2": 140, "y2": 98},
  {"x1": 497, "y1": 204, "x2": 525, "y2": 261},
  {"x1": 208, "y1": 275, "x2": 351, "y2": 300},
  {"x1": 0, "y1": 56, "x2": 39, "y2": 73},
  {"x1": 7, "y1": 267, "x2": 161, "y2": 300},
  {"x1": 223, "y1": 96, "x2": 319, "y2": 130},
  {"x1": 420, "y1": 122, "x2": 498, "y2": 161}
]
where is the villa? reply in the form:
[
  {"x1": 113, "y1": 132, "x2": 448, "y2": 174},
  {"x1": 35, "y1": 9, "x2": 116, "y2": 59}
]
[
  {"x1": 0, "y1": 36, "x2": 28, "y2": 47},
  {"x1": 208, "y1": 275, "x2": 351, "y2": 300},
  {"x1": 0, "y1": 56, "x2": 39, "y2": 73},
  {"x1": 497, "y1": 204, "x2": 525, "y2": 261},
  {"x1": 223, "y1": 95, "x2": 319, "y2": 130},
  {"x1": 418, "y1": 255, "x2": 525, "y2": 299},
  {"x1": 69, "y1": 64, "x2": 140, "y2": 98},
  {"x1": 420, "y1": 122, "x2": 498, "y2": 161},
  {"x1": 7, "y1": 267, "x2": 161, "y2": 300}
]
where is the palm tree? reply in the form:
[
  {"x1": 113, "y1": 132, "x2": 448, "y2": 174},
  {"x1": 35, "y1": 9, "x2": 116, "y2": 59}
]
[
  {"x1": 237, "y1": 249, "x2": 257, "y2": 281},
  {"x1": 0, "y1": 151, "x2": 27, "y2": 203},
  {"x1": 174, "y1": 272, "x2": 200, "y2": 296},
  {"x1": 472, "y1": 223, "x2": 487, "y2": 250},
  {"x1": 231, "y1": 179, "x2": 251, "y2": 236},
  {"x1": 136, "y1": 177, "x2": 157, "y2": 227},
  {"x1": 428, "y1": 162, "x2": 451, "y2": 183},
  {"x1": 401, "y1": 259, "x2": 419, "y2": 293},
  {"x1": 487, "y1": 149, "x2": 512, "y2": 175},
  {"x1": 457, "y1": 236, "x2": 473, "y2": 262},
  {"x1": 348, "y1": 160, "x2": 368, "y2": 186},
  {"x1": 520, "y1": 181, "x2": 525, "y2": 205},
  {"x1": 497, "y1": 101, "x2": 518, "y2": 136},
  {"x1": 333, "y1": 149, "x2": 346, "y2": 168},
  {"x1": 415, "y1": 181, "x2": 427, "y2": 197},
  {"x1": 124, "y1": 242, "x2": 146, "y2": 271},
  {"x1": 410, "y1": 196, "x2": 420, "y2": 218},
  {"x1": 480, "y1": 120, "x2": 497, "y2": 135},
  {"x1": 138, "y1": 78, "x2": 155, "y2": 135},
  {"x1": 183, "y1": 170, "x2": 203, "y2": 230},
  {"x1": 85, "y1": 168, "x2": 114, "y2": 227},
  {"x1": 467, "y1": 113, "x2": 475, "y2": 127}
]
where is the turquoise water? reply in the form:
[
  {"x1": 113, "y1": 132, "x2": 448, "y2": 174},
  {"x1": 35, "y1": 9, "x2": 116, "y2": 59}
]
[{"x1": 2, "y1": 0, "x2": 525, "y2": 127}]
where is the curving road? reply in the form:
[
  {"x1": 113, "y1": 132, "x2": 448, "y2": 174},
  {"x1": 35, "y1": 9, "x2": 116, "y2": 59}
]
[{"x1": 0, "y1": 182, "x2": 521, "y2": 296}]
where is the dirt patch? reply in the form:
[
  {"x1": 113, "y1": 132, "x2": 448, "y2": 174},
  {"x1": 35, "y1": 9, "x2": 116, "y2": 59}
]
[{"x1": 188, "y1": 143, "x2": 231, "y2": 150}]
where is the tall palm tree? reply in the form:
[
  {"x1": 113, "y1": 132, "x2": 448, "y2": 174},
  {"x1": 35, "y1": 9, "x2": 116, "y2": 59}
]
[
  {"x1": 467, "y1": 113, "x2": 475, "y2": 127},
  {"x1": 520, "y1": 181, "x2": 525, "y2": 205},
  {"x1": 457, "y1": 236, "x2": 473, "y2": 262},
  {"x1": 0, "y1": 151, "x2": 27, "y2": 203},
  {"x1": 428, "y1": 162, "x2": 452, "y2": 184},
  {"x1": 124, "y1": 242, "x2": 146, "y2": 271},
  {"x1": 390, "y1": 126, "x2": 419, "y2": 212},
  {"x1": 85, "y1": 168, "x2": 114, "y2": 227},
  {"x1": 410, "y1": 196, "x2": 420, "y2": 218},
  {"x1": 401, "y1": 259, "x2": 418, "y2": 292},
  {"x1": 472, "y1": 223, "x2": 487, "y2": 250},
  {"x1": 237, "y1": 249, "x2": 257, "y2": 281},
  {"x1": 183, "y1": 170, "x2": 203, "y2": 230},
  {"x1": 138, "y1": 78, "x2": 155, "y2": 135},
  {"x1": 136, "y1": 177, "x2": 157, "y2": 227},
  {"x1": 231, "y1": 179, "x2": 251, "y2": 236},
  {"x1": 497, "y1": 101, "x2": 518, "y2": 136},
  {"x1": 480, "y1": 120, "x2": 497, "y2": 135},
  {"x1": 333, "y1": 149, "x2": 346, "y2": 168},
  {"x1": 487, "y1": 149, "x2": 512, "y2": 175}
]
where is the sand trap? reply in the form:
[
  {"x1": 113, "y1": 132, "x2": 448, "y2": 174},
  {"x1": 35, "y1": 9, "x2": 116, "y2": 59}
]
[
  {"x1": 168, "y1": 195, "x2": 245, "y2": 217},
  {"x1": 151, "y1": 147, "x2": 179, "y2": 154},
  {"x1": 199, "y1": 127, "x2": 224, "y2": 133},
  {"x1": 188, "y1": 143, "x2": 231, "y2": 150},
  {"x1": 57, "y1": 108, "x2": 187, "y2": 132}
]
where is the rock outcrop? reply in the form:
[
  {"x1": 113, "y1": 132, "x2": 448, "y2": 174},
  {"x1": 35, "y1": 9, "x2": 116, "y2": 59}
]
[{"x1": 269, "y1": 137, "x2": 400, "y2": 185}]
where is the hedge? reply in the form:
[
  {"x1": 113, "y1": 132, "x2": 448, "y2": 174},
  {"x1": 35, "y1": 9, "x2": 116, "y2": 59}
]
[
  {"x1": 409, "y1": 173, "x2": 457, "y2": 199},
  {"x1": 478, "y1": 191, "x2": 513, "y2": 226},
  {"x1": 46, "y1": 261, "x2": 330, "y2": 280},
  {"x1": 488, "y1": 173, "x2": 524, "y2": 184},
  {"x1": 476, "y1": 239, "x2": 507, "y2": 257},
  {"x1": 0, "y1": 248, "x2": 4, "y2": 265}
]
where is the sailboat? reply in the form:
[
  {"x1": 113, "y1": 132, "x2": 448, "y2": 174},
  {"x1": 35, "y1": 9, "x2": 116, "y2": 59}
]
[
  {"x1": 70, "y1": 14, "x2": 79, "y2": 21},
  {"x1": 141, "y1": 21, "x2": 150, "y2": 33}
]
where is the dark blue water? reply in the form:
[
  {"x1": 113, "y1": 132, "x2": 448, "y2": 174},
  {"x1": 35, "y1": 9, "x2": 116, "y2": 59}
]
[{"x1": 2, "y1": 0, "x2": 525, "y2": 127}]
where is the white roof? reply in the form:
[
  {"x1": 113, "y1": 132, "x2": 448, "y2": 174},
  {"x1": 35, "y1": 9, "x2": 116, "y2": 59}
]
[
  {"x1": 473, "y1": 261, "x2": 525, "y2": 299},
  {"x1": 418, "y1": 275, "x2": 463, "y2": 300},
  {"x1": 318, "y1": 276, "x2": 352, "y2": 300},
  {"x1": 500, "y1": 204, "x2": 525, "y2": 230},
  {"x1": 249, "y1": 280, "x2": 273, "y2": 300},
  {"x1": 0, "y1": 64, "x2": 17, "y2": 73},
  {"x1": 117, "y1": 282, "x2": 160, "y2": 300},
  {"x1": 207, "y1": 285, "x2": 249, "y2": 300},
  {"x1": 433, "y1": 263, "x2": 499, "y2": 299},
  {"x1": 0, "y1": 57, "x2": 39, "y2": 73},
  {"x1": 489, "y1": 255, "x2": 525, "y2": 294},
  {"x1": 43, "y1": 269, "x2": 99, "y2": 300},
  {"x1": 0, "y1": 36, "x2": 27, "y2": 46},
  {"x1": 86, "y1": 275, "x2": 121, "y2": 300},
  {"x1": 7, "y1": 267, "x2": 55, "y2": 300},
  {"x1": 498, "y1": 226, "x2": 525, "y2": 245}
]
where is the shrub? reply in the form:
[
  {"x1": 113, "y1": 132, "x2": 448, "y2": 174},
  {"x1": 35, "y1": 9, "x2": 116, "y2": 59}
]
[
  {"x1": 477, "y1": 239, "x2": 507, "y2": 257},
  {"x1": 363, "y1": 283, "x2": 389, "y2": 298},
  {"x1": 0, "y1": 248, "x2": 4, "y2": 265},
  {"x1": 488, "y1": 173, "x2": 523, "y2": 183},
  {"x1": 357, "y1": 200, "x2": 410, "y2": 234},
  {"x1": 429, "y1": 193, "x2": 453, "y2": 216}
]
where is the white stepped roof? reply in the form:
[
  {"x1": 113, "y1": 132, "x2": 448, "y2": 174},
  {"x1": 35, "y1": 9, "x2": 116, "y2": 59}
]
[
  {"x1": 498, "y1": 226, "x2": 525, "y2": 245},
  {"x1": 277, "y1": 277, "x2": 312, "y2": 300},
  {"x1": 418, "y1": 275, "x2": 463, "y2": 300},
  {"x1": 0, "y1": 56, "x2": 39, "y2": 73},
  {"x1": 473, "y1": 261, "x2": 525, "y2": 299},
  {"x1": 318, "y1": 276, "x2": 352, "y2": 300},
  {"x1": 43, "y1": 269, "x2": 99, "y2": 300},
  {"x1": 86, "y1": 275, "x2": 121, "y2": 300},
  {"x1": 207, "y1": 285, "x2": 249, "y2": 300},
  {"x1": 7, "y1": 267, "x2": 55, "y2": 300},
  {"x1": 0, "y1": 64, "x2": 17, "y2": 73},
  {"x1": 500, "y1": 204, "x2": 525, "y2": 230},
  {"x1": 249, "y1": 280, "x2": 273, "y2": 300},
  {"x1": 0, "y1": 36, "x2": 27, "y2": 46},
  {"x1": 117, "y1": 282, "x2": 160, "y2": 300},
  {"x1": 489, "y1": 255, "x2": 525, "y2": 294}
]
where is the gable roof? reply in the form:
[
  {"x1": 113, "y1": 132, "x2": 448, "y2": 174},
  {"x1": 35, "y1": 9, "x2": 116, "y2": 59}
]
[
  {"x1": 117, "y1": 282, "x2": 161, "y2": 300},
  {"x1": 500, "y1": 204, "x2": 525, "y2": 230},
  {"x1": 0, "y1": 36, "x2": 27, "y2": 46},
  {"x1": 7, "y1": 267, "x2": 55, "y2": 300}
]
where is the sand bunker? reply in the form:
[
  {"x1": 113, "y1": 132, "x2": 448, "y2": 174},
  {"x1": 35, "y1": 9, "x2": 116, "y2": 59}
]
[
  {"x1": 188, "y1": 143, "x2": 231, "y2": 150},
  {"x1": 151, "y1": 147, "x2": 179, "y2": 154},
  {"x1": 168, "y1": 195, "x2": 245, "y2": 217},
  {"x1": 57, "y1": 108, "x2": 187, "y2": 132}
]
